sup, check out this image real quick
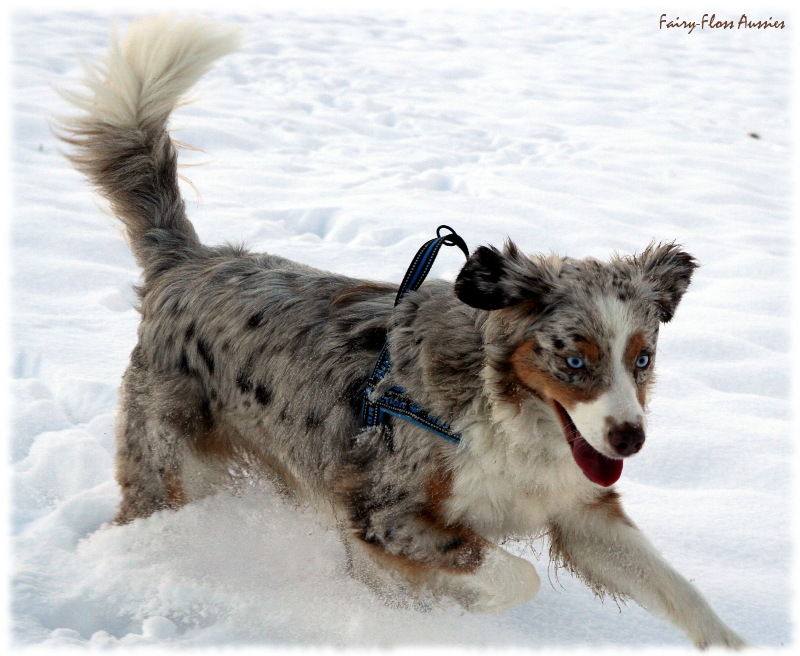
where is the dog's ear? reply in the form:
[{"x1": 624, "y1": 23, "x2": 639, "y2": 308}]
[
  {"x1": 455, "y1": 241, "x2": 552, "y2": 311},
  {"x1": 632, "y1": 242, "x2": 698, "y2": 322}
]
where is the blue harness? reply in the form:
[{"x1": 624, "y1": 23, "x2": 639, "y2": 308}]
[{"x1": 360, "y1": 225, "x2": 469, "y2": 444}]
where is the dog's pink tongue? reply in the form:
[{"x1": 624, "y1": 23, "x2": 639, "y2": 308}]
[{"x1": 572, "y1": 436, "x2": 623, "y2": 487}]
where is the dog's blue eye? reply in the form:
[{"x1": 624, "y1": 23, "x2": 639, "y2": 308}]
[
  {"x1": 566, "y1": 356, "x2": 585, "y2": 369},
  {"x1": 636, "y1": 354, "x2": 650, "y2": 368}
]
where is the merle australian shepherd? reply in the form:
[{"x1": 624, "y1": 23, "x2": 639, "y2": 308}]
[{"x1": 57, "y1": 16, "x2": 746, "y2": 649}]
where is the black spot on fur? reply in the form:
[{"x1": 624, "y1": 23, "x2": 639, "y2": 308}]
[
  {"x1": 236, "y1": 370, "x2": 253, "y2": 393},
  {"x1": 305, "y1": 411, "x2": 325, "y2": 430},
  {"x1": 196, "y1": 338, "x2": 215, "y2": 375},
  {"x1": 382, "y1": 424, "x2": 395, "y2": 454},
  {"x1": 287, "y1": 330, "x2": 310, "y2": 351},
  {"x1": 342, "y1": 376, "x2": 368, "y2": 405},
  {"x1": 185, "y1": 322, "x2": 195, "y2": 341},
  {"x1": 344, "y1": 325, "x2": 387, "y2": 353},
  {"x1": 254, "y1": 383, "x2": 272, "y2": 406},
  {"x1": 553, "y1": 338, "x2": 565, "y2": 349},
  {"x1": 441, "y1": 536, "x2": 466, "y2": 553},
  {"x1": 199, "y1": 397, "x2": 214, "y2": 430},
  {"x1": 179, "y1": 350, "x2": 191, "y2": 375},
  {"x1": 348, "y1": 500, "x2": 369, "y2": 528},
  {"x1": 247, "y1": 309, "x2": 265, "y2": 329},
  {"x1": 179, "y1": 350, "x2": 199, "y2": 378}
]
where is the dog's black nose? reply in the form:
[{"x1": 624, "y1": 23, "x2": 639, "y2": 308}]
[{"x1": 608, "y1": 423, "x2": 645, "y2": 457}]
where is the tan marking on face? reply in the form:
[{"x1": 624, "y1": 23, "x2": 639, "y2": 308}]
[
  {"x1": 498, "y1": 382, "x2": 523, "y2": 407},
  {"x1": 637, "y1": 376, "x2": 655, "y2": 409},
  {"x1": 624, "y1": 331, "x2": 651, "y2": 407},
  {"x1": 509, "y1": 340, "x2": 604, "y2": 411},
  {"x1": 493, "y1": 354, "x2": 528, "y2": 407},
  {"x1": 625, "y1": 331, "x2": 647, "y2": 366},
  {"x1": 577, "y1": 338, "x2": 601, "y2": 363}
]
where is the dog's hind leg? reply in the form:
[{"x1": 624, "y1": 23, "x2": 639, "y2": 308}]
[
  {"x1": 113, "y1": 347, "x2": 193, "y2": 524},
  {"x1": 548, "y1": 491, "x2": 747, "y2": 649}
]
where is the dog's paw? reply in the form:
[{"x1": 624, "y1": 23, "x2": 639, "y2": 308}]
[
  {"x1": 694, "y1": 627, "x2": 749, "y2": 651},
  {"x1": 686, "y1": 612, "x2": 749, "y2": 651},
  {"x1": 453, "y1": 548, "x2": 540, "y2": 614}
]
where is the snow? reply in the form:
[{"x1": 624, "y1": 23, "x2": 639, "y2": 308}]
[{"x1": 7, "y1": 3, "x2": 793, "y2": 651}]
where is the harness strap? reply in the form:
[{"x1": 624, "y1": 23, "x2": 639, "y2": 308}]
[{"x1": 361, "y1": 225, "x2": 469, "y2": 444}]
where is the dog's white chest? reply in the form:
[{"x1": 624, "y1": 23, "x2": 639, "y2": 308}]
[
  {"x1": 448, "y1": 467, "x2": 551, "y2": 539},
  {"x1": 446, "y1": 421, "x2": 589, "y2": 540}
]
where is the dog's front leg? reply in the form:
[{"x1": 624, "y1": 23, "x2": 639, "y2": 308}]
[
  {"x1": 343, "y1": 463, "x2": 540, "y2": 613},
  {"x1": 347, "y1": 514, "x2": 541, "y2": 614},
  {"x1": 548, "y1": 492, "x2": 746, "y2": 649},
  {"x1": 446, "y1": 540, "x2": 542, "y2": 614}
]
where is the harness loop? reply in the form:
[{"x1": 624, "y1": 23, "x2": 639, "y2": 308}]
[{"x1": 361, "y1": 226, "x2": 470, "y2": 443}]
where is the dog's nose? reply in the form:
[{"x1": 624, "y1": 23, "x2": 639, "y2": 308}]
[{"x1": 608, "y1": 423, "x2": 645, "y2": 457}]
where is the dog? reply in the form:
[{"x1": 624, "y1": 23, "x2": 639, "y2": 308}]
[{"x1": 57, "y1": 16, "x2": 746, "y2": 649}]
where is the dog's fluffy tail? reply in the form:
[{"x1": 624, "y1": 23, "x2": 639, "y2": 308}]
[{"x1": 57, "y1": 15, "x2": 241, "y2": 277}]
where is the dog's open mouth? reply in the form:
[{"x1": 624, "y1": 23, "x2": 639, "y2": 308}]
[{"x1": 552, "y1": 401, "x2": 623, "y2": 487}]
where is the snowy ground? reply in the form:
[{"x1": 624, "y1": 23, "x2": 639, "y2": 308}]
[{"x1": 8, "y1": 6, "x2": 793, "y2": 651}]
